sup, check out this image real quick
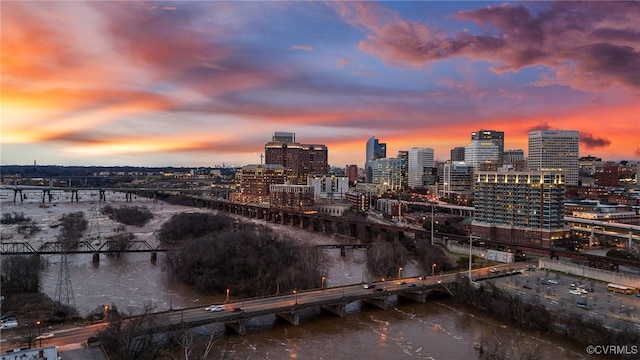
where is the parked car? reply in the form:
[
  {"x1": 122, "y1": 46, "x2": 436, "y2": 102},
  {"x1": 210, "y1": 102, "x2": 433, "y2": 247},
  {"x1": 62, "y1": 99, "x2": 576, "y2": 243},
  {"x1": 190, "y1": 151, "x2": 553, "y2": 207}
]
[{"x1": 547, "y1": 279, "x2": 559, "y2": 285}]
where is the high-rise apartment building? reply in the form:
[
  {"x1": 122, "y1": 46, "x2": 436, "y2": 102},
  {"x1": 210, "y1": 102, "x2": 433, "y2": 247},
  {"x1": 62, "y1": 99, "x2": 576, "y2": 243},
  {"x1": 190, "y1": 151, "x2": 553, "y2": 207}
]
[
  {"x1": 528, "y1": 130, "x2": 579, "y2": 186},
  {"x1": 472, "y1": 171, "x2": 568, "y2": 248},
  {"x1": 503, "y1": 149, "x2": 525, "y2": 164},
  {"x1": 265, "y1": 132, "x2": 328, "y2": 185},
  {"x1": 370, "y1": 157, "x2": 404, "y2": 192},
  {"x1": 407, "y1": 147, "x2": 434, "y2": 190},
  {"x1": 471, "y1": 130, "x2": 504, "y2": 161}
]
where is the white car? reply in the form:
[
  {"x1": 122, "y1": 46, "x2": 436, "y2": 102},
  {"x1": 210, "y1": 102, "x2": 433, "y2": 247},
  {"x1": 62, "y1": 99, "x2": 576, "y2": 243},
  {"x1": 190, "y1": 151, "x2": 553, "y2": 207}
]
[
  {"x1": 205, "y1": 305, "x2": 224, "y2": 312},
  {"x1": 569, "y1": 290, "x2": 582, "y2": 295},
  {"x1": 0, "y1": 320, "x2": 18, "y2": 330}
]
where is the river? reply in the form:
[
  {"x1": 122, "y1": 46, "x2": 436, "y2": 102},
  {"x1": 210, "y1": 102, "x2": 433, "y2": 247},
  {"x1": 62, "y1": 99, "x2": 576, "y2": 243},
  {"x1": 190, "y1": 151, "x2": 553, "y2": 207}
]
[{"x1": 3, "y1": 192, "x2": 596, "y2": 359}]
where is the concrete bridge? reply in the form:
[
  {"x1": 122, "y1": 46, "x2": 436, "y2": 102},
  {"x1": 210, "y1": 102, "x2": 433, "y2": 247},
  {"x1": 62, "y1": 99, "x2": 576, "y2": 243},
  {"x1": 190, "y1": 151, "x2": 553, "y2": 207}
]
[{"x1": 125, "y1": 264, "x2": 523, "y2": 336}]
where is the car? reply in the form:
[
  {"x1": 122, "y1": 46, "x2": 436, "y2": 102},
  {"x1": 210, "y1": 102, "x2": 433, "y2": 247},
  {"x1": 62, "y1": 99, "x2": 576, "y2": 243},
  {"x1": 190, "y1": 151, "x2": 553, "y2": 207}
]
[
  {"x1": 205, "y1": 305, "x2": 224, "y2": 312},
  {"x1": 398, "y1": 281, "x2": 407, "y2": 285},
  {"x1": 36, "y1": 333, "x2": 54, "y2": 340},
  {"x1": 569, "y1": 290, "x2": 582, "y2": 295},
  {"x1": 408, "y1": 283, "x2": 417, "y2": 287},
  {"x1": 363, "y1": 283, "x2": 375, "y2": 289},
  {"x1": 522, "y1": 285, "x2": 531, "y2": 289},
  {"x1": 229, "y1": 307, "x2": 243, "y2": 312},
  {"x1": 0, "y1": 320, "x2": 18, "y2": 330},
  {"x1": 490, "y1": 268, "x2": 499, "y2": 273},
  {"x1": 547, "y1": 279, "x2": 558, "y2": 285}
]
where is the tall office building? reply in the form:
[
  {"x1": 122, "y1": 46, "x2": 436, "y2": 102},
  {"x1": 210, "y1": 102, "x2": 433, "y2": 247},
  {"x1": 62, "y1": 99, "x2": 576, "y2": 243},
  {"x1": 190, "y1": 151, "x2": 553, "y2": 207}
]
[
  {"x1": 407, "y1": 147, "x2": 435, "y2": 190},
  {"x1": 439, "y1": 161, "x2": 474, "y2": 196},
  {"x1": 365, "y1": 136, "x2": 386, "y2": 182},
  {"x1": 528, "y1": 130, "x2": 579, "y2": 186},
  {"x1": 450, "y1": 147, "x2": 465, "y2": 161},
  {"x1": 230, "y1": 164, "x2": 286, "y2": 204},
  {"x1": 471, "y1": 130, "x2": 504, "y2": 162},
  {"x1": 503, "y1": 149, "x2": 525, "y2": 164},
  {"x1": 465, "y1": 140, "x2": 500, "y2": 171},
  {"x1": 265, "y1": 132, "x2": 328, "y2": 185},
  {"x1": 472, "y1": 171, "x2": 568, "y2": 248}
]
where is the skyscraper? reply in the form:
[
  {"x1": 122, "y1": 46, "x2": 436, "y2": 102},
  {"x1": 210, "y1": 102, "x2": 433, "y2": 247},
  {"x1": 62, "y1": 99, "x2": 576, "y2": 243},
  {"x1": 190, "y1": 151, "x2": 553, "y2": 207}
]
[
  {"x1": 365, "y1": 136, "x2": 386, "y2": 182},
  {"x1": 471, "y1": 130, "x2": 504, "y2": 162},
  {"x1": 408, "y1": 147, "x2": 434, "y2": 190},
  {"x1": 450, "y1": 147, "x2": 465, "y2": 162},
  {"x1": 528, "y1": 130, "x2": 580, "y2": 186},
  {"x1": 465, "y1": 140, "x2": 500, "y2": 171}
]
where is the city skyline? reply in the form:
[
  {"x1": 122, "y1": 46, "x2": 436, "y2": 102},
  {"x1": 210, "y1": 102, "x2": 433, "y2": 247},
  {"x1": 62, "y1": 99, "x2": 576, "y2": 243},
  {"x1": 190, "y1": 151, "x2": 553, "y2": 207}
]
[{"x1": 2, "y1": 1, "x2": 639, "y2": 167}]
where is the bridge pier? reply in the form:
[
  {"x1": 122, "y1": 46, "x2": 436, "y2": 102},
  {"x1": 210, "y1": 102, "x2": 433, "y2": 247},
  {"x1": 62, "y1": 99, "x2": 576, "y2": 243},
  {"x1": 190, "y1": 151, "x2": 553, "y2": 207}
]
[
  {"x1": 13, "y1": 189, "x2": 23, "y2": 203},
  {"x1": 224, "y1": 320, "x2": 248, "y2": 335},
  {"x1": 398, "y1": 291, "x2": 426, "y2": 304},
  {"x1": 151, "y1": 252, "x2": 157, "y2": 263},
  {"x1": 320, "y1": 303, "x2": 346, "y2": 317},
  {"x1": 362, "y1": 296, "x2": 388, "y2": 310},
  {"x1": 99, "y1": 189, "x2": 106, "y2": 202},
  {"x1": 92, "y1": 253, "x2": 100, "y2": 264},
  {"x1": 276, "y1": 311, "x2": 300, "y2": 326}
]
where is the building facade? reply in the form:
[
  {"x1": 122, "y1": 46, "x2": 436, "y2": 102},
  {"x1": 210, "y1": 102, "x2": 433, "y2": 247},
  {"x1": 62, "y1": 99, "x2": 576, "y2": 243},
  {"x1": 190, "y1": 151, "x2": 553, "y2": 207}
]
[
  {"x1": 308, "y1": 174, "x2": 349, "y2": 200},
  {"x1": 265, "y1": 133, "x2": 328, "y2": 185},
  {"x1": 464, "y1": 140, "x2": 500, "y2": 171},
  {"x1": 269, "y1": 184, "x2": 314, "y2": 211},
  {"x1": 528, "y1": 129, "x2": 579, "y2": 186},
  {"x1": 471, "y1": 129, "x2": 504, "y2": 162},
  {"x1": 365, "y1": 136, "x2": 386, "y2": 182},
  {"x1": 472, "y1": 171, "x2": 569, "y2": 248},
  {"x1": 230, "y1": 164, "x2": 286, "y2": 204},
  {"x1": 370, "y1": 157, "x2": 405, "y2": 193},
  {"x1": 408, "y1": 147, "x2": 435, "y2": 190},
  {"x1": 450, "y1": 146, "x2": 465, "y2": 162}
]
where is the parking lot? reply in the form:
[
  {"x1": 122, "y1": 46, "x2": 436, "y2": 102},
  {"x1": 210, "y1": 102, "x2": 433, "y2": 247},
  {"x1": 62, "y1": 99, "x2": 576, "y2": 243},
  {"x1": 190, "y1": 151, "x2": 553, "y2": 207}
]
[{"x1": 487, "y1": 266, "x2": 640, "y2": 331}]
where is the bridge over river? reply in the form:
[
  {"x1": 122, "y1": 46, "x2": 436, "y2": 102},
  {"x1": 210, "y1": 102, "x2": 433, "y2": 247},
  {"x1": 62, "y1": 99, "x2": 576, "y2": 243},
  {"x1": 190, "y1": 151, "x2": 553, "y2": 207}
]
[{"x1": 131, "y1": 263, "x2": 525, "y2": 336}]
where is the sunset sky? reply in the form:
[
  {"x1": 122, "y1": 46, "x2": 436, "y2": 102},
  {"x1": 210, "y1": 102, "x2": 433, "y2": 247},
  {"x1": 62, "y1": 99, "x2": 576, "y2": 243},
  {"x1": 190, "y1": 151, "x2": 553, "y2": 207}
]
[{"x1": 2, "y1": 1, "x2": 639, "y2": 167}]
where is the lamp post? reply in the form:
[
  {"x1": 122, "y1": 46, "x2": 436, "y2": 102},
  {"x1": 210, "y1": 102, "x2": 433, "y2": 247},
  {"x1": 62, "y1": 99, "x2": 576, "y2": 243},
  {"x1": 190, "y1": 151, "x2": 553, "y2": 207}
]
[
  {"x1": 226, "y1": 288, "x2": 230, "y2": 303},
  {"x1": 432, "y1": 263, "x2": 436, "y2": 277},
  {"x1": 293, "y1": 289, "x2": 297, "y2": 305},
  {"x1": 103, "y1": 305, "x2": 109, "y2": 321},
  {"x1": 430, "y1": 201, "x2": 434, "y2": 245},
  {"x1": 468, "y1": 232, "x2": 474, "y2": 282},
  {"x1": 398, "y1": 267, "x2": 403, "y2": 279},
  {"x1": 36, "y1": 320, "x2": 42, "y2": 347},
  {"x1": 321, "y1": 275, "x2": 326, "y2": 288}
]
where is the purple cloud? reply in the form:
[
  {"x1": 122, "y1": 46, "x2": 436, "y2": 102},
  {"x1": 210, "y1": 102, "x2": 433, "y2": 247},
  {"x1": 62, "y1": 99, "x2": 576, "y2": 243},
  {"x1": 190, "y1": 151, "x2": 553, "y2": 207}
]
[{"x1": 580, "y1": 132, "x2": 611, "y2": 149}]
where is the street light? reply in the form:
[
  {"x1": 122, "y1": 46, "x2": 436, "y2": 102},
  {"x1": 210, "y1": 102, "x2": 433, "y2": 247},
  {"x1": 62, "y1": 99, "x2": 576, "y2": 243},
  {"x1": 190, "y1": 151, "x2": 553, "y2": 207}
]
[
  {"x1": 103, "y1": 305, "x2": 109, "y2": 321},
  {"x1": 398, "y1": 267, "x2": 403, "y2": 279},
  {"x1": 430, "y1": 201, "x2": 434, "y2": 245},
  {"x1": 432, "y1": 263, "x2": 436, "y2": 277},
  {"x1": 226, "y1": 288, "x2": 230, "y2": 303},
  {"x1": 321, "y1": 275, "x2": 326, "y2": 288},
  {"x1": 468, "y1": 233, "x2": 474, "y2": 282},
  {"x1": 293, "y1": 289, "x2": 298, "y2": 305},
  {"x1": 36, "y1": 320, "x2": 42, "y2": 347}
]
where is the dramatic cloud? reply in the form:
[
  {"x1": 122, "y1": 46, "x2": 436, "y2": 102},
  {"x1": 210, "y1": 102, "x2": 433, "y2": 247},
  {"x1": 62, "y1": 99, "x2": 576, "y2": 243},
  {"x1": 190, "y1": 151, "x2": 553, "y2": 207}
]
[
  {"x1": 335, "y1": 2, "x2": 640, "y2": 92},
  {"x1": 580, "y1": 132, "x2": 612, "y2": 149}
]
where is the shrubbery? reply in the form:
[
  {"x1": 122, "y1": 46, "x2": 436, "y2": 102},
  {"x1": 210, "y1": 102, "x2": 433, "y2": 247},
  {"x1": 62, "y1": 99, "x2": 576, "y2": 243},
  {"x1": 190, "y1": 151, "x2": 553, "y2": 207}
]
[{"x1": 102, "y1": 205, "x2": 153, "y2": 227}]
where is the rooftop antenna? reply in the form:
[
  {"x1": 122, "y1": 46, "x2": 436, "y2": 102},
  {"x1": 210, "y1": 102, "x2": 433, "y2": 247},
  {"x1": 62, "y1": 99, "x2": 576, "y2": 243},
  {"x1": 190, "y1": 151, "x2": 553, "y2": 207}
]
[{"x1": 255, "y1": 153, "x2": 264, "y2": 164}]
